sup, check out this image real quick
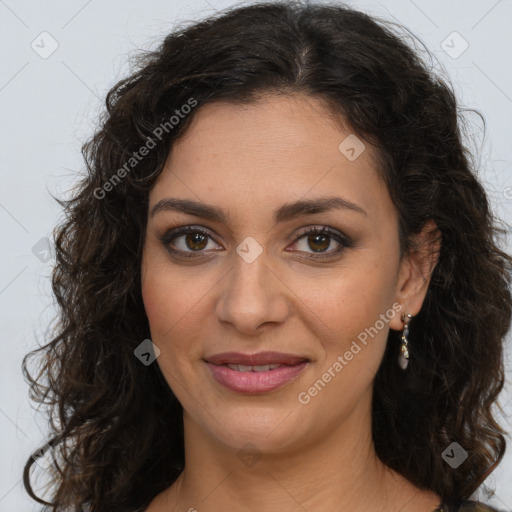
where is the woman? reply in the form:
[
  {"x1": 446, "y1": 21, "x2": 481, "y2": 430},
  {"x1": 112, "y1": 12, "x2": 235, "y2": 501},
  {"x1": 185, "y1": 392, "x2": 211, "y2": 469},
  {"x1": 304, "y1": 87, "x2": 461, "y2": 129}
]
[{"x1": 22, "y1": 2, "x2": 512, "y2": 511}]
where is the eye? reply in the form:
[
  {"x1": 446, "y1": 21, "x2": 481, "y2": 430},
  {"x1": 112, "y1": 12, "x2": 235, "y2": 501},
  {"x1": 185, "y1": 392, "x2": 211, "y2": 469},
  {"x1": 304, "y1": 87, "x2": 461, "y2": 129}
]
[
  {"x1": 289, "y1": 226, "x2": 352, "y2": 259},
  {"x1": 159, "y1": 226, "x2": 222, "y2": 257},
  {"x1": 159, "y1": 225, "x2": 353, "y2": 260}
]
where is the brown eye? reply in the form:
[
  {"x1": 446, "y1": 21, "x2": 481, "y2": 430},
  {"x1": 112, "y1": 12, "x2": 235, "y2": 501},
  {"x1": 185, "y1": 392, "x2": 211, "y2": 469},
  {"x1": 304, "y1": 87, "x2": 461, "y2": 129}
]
[
  {"x1": 159, "y1": 226, "x2": 222, "y2": 257},
  {"x1": 290, "y1": 226, "x2": 353, "y2": 259},
  {"x1": 184, "y1": 232, "x2": 208, "y2": 251},
  {"x1": 305, "y1": 233, "x2": 331, "y2": 252}
]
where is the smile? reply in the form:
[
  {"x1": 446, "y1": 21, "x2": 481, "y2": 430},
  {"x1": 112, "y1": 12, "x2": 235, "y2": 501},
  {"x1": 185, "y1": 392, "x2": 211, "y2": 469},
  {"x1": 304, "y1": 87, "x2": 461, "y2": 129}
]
[{"x1": 224, "y1": 363, "x2": 283, "y2": 371}]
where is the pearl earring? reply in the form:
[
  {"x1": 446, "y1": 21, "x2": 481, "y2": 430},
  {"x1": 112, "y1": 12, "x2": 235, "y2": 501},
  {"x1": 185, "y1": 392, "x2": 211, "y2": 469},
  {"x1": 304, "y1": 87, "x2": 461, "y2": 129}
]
[{"x1": 398, "y1": 313, "x2": 412, "y2": 370}]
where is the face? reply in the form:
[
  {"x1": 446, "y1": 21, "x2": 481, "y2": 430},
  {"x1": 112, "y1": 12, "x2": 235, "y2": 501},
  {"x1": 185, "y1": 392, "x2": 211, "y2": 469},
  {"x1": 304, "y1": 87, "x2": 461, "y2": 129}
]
[{"x1": 141, "y1": 93, "x2": 408, "y2": 455}]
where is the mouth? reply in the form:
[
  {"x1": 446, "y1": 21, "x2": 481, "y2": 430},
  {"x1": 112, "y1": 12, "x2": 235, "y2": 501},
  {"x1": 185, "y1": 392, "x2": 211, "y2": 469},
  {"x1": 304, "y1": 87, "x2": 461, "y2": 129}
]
[
  {"x1": 204, "y1": 351, "x2": 310, "y2": 366},
  {"x1": 221, "y1": 363, "x2": 291, "y2": 372},
  {"x1": 204, "y1": 351, "x2": 310, "y2": 394}
]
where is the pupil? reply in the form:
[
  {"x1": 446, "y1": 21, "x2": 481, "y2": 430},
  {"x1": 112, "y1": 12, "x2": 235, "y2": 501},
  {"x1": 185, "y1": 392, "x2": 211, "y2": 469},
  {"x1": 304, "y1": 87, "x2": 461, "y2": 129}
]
[{"x1": 309, "y1": 234, "x2": 329, "y2": 252}]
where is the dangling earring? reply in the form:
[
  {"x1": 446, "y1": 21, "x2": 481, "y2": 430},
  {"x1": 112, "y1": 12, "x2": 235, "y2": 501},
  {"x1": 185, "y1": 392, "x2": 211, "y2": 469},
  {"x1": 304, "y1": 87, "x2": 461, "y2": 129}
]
[{"x1": 398, "y1": 312, "x2": 412, "y2": 370}]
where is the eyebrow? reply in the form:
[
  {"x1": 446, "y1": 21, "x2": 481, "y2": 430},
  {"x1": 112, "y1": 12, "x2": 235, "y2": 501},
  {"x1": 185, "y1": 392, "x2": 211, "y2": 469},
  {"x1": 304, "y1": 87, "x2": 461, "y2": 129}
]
[{"x1": 150, "y1": 196, "x2": 367, "y2": 224}]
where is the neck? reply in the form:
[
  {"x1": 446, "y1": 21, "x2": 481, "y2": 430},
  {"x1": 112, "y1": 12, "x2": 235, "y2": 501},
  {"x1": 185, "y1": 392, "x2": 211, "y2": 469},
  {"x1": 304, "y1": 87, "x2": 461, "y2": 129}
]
[{"x1": 163, "y1": 394, "x2": 436, "y2": 512}]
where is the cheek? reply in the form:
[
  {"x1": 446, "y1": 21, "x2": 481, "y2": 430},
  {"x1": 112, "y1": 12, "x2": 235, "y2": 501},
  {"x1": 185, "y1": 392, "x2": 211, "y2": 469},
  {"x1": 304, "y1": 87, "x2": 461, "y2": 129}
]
[
  {"x1": 141, "y1": 276, "x2": 176, "y2": 335},
  {"x1": 141, "y1": 262, "x2": 212, "y2": 371},
  {"x1": 300, "y1": 264, "x2": 395, "y2": 338},
  {"x1": 295, "y1": 259, "x2": 398, "y2": 383},
  {"x1": 141, "y1": 272, "x2": 196, "y2": 387},
  {"x1": 141, "y1": 253, "x2": 200, "y2": 338}
]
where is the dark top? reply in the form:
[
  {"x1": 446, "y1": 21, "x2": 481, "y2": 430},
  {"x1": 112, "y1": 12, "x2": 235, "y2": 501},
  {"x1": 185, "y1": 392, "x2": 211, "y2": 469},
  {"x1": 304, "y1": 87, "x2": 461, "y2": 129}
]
[
  {"x1": 435, "y1": 501, "x2": 505, "y2": 511},
  {"x1": 142, "y1": 500, "x2": 506, "y2": 511}
]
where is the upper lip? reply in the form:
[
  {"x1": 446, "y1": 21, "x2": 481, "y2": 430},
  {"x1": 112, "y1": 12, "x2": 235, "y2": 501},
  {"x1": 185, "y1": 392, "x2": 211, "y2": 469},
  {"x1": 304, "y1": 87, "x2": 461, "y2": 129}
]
[{"x1": 205, "y1": 351, "x2": 310, "y2": 366}]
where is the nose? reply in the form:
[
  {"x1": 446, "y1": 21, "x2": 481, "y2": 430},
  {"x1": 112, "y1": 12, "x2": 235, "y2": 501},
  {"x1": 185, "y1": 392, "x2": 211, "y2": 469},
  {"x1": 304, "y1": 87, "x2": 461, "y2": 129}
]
[{"x1": 215, "y1": 250, "x2": 290, "y2": 335}]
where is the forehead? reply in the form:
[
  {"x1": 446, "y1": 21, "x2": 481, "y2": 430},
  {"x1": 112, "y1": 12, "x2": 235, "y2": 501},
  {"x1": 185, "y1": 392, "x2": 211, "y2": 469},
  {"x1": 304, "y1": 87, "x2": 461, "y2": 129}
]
[{"x1": 149, "y1": 94, "x2": 393, "y2": 228}]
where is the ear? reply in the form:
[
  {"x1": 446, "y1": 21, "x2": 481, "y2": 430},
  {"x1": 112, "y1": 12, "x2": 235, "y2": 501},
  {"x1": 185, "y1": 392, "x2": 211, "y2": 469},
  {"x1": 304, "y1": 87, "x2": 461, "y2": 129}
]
[{"x1": 389, "y1": 220, "x2": 442, "y2": 331}]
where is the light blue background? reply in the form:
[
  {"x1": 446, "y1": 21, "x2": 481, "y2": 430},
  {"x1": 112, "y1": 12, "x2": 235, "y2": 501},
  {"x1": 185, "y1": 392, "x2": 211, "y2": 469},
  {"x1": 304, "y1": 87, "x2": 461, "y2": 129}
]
[{"x1": 1, "y1": 0, "x2": 511, "y2": 509}]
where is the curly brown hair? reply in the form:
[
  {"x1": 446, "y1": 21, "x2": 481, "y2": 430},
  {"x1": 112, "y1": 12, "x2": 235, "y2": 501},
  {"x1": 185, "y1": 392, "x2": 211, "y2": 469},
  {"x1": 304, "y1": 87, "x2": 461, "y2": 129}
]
[{"x1": 22, "y1": 1, "x2": 512, "y2": 510}]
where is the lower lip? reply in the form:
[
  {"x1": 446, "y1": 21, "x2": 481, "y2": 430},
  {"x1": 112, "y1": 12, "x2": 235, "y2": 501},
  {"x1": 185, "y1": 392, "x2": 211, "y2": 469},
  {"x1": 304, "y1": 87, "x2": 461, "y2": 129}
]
[{"x1": 205, "y1": 361, "x2": 309, "y2": 394}]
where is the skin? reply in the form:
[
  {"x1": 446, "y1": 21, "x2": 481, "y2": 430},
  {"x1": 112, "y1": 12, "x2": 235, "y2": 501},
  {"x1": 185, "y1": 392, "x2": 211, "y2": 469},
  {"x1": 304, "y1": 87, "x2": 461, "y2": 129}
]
[{"x1": 141, "y1": 93, "x2": 441, "y2": 512}]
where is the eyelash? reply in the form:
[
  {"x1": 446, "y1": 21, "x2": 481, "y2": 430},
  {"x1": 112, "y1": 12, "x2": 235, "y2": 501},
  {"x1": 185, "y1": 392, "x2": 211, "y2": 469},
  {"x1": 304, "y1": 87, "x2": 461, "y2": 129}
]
[{"x1": 158, "y1": 225, "x2": 353, "y2": 260}]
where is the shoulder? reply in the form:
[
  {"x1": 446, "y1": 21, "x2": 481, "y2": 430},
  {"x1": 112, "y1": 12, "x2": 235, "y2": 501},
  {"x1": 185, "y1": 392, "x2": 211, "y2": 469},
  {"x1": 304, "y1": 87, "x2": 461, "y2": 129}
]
[{"x1": 437, "y1": 500, "x2": 509, "y2": 511}]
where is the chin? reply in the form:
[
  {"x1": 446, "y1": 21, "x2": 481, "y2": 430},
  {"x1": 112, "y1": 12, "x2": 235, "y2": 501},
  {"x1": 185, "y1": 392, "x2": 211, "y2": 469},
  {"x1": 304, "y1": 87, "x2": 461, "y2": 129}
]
[{"x1": 204, "y1": 404, "x2": 308, "y2": 453}]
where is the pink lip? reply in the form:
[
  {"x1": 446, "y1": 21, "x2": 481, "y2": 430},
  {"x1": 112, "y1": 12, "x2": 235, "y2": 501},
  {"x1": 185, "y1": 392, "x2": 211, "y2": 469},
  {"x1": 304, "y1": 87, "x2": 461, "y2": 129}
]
[{"x1": 205, "y1": 360, "x2": 309, "y2": 394}]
